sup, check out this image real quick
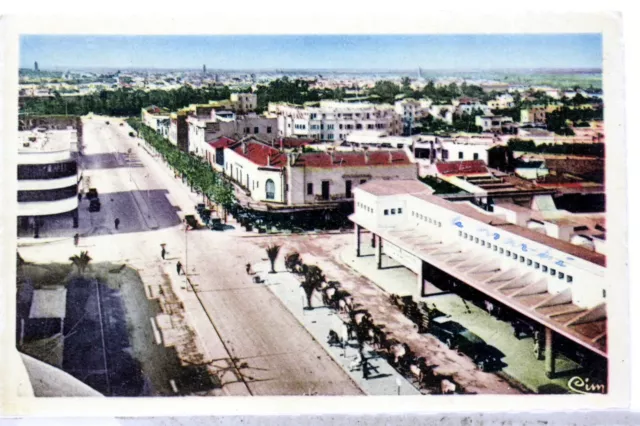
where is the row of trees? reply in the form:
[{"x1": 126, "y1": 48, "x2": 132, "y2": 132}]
[
  {"x1": 545, "y1": 106, "x2": 604, "y2": 135},
  {"x1": 253, "y1": 77, "x2": 345, "y2": 111},
  {"x1": 128, "y1": 119, "x2": 236, "y2": 218},
  {"x1": 21, "y1": 85, "x2": 233, "y2": 117},
  {"x1": 507, "y1": 139, "x2": 605, "y2": 157}
]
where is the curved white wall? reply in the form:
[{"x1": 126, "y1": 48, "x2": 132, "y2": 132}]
[
  {"x1": 18, "y1": 196, "x2": 78, "y2": 216},
  {"x1": 18, "y1": 149, "x2": 72, "y2": 165},
  {"x1": 17, "y1": 174, "x2": 78, "y2": 191}
]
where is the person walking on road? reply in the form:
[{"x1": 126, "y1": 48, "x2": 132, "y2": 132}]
[
  {"x1": 161, "y1": 246, "x2": 166, "y2": 260},
  {"x1": 77, "y1": 192, "x2": 82, "y2": 202},
  {"x1": 176, "y1": 261, "x2": 183, "y2": 275},
  {"x1": 114, "y1": 218, "x2": 120, "y2": 230},
  {"x1": 73, "y1": 233, "x2": 79, "y2": 247}
]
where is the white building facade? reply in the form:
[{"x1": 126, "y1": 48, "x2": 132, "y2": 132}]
[{"x1": 269, "y1": 101, "x2": 402, "y2": 142}]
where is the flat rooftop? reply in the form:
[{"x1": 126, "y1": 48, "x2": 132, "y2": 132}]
[
  {"x1": 19, "y1": 129, "x2": 75, "y2": 153},
  {"x1": 29, "y1": 288, "x2": 67, "y2": 319}
]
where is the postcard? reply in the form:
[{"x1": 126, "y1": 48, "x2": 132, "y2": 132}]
[{"x1": 0, "y1": 11, "x2": 628, "y2": 417}]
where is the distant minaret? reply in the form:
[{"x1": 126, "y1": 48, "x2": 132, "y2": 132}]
[
  {"x1": 34, "y1": 61, "x2": 39, "y2": 72},
  {"x1": 417, "y1": 67, "x2": 423, "y2": 80},
  {"x1": 203, "y1": 64, "x2": 207, "y2": 74}
]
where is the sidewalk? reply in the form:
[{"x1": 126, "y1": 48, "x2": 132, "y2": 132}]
[
  {"x1": 251, "y1": 261, "x2": 421, "y2": 396},
  {"x1": 340, "y1": 242, "x2": 575, "y2": 394}
]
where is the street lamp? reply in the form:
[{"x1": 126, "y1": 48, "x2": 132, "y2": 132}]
[{"x1": 342, "y1": 323, "x2": 349, "y2": 358}]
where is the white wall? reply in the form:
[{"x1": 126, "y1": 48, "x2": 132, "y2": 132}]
[{"x1": 224, "y1": 148, "x2": 284, "y2": 203}]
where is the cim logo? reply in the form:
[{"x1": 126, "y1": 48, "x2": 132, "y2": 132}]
[
  {"x1": 452, "y1": 216, "x2": 464, "y2": 228},
  {"x1": 568, "y1": 376, "x2": 606, "y2": 394}
]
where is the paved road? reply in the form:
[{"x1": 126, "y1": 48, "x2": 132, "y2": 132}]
[{"x1": 81, "y1": 117, "x2": 362, "y2": 396}]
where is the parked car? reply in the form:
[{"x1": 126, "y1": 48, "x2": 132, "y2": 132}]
[
  {"x1": 428, "y1": 317, "x2": 503, "y2": 371},
  {"x1": 89, "y1": 199, "x2": 101, "y2": 212}
]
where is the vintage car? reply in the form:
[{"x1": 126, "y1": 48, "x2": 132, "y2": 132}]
[{"x1": 429, "y1": 317, "x2": 504, "y2": 372}]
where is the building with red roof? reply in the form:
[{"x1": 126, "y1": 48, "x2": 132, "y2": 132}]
[{"x1": 219, "y1": 137, "x2": 417, "y2": 209}]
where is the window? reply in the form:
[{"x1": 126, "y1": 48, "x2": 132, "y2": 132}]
[
  {"x1": 481, "y1": 240, "x2": 485, "y2": 246},
  {"x1": 506, "y1": 250, "x2": 511, "y2": 256},
  {"x1": 542, "y1": 265, "x2": 548, "y2": 272},
  {"x1": 473, "y1": 153, "x2": 479, "y2": 160},
  {"x1": 558, "y1": 272, "x2": 565, "y2": 279},
  {"x1": 567, "y1": 275, "x2": 573, "y2": 283},
  {"x1": 339, "y1": 124, "x2": 344, "y2": 129},
  {"x1": 527, "y1": 259, "x2": 532, "y2": 266},
  {"x1": 428, "y1": 218, "x2": 432, "y2": 224},
  {"x1": 534, "y1": 262, "x2": 540, "y2": 269},
  {"x1": 244, "y1": 127, "x2": 250, "y2": 134},
  {"x1": 267, "y1": 126, "x2": 272, "y2": 134},
  {"x1": 458, "y1": 152, "x2": 464, "y2": 160},
  {"x1": 512, "y1": 253, "x2": 518, "y2": 260},
  {"x1": 391, "y1": 209, "x2": 396, "y2": 215},
  {"x1": 459, "y1": 230, "x2": 463, "y2": 237},
  {"x1": 254, "y1": 127, "x2": 259, "y2": 134},
  {"x1": 260, "y1": 179, "x2": 275, "y2": 201},
  {"x1": 475, "y1": 237, "x2": 479, "y2": 243},
  {"x1": 398, "y1": 208, "x2": 403, "y2": 214},
  {"x1": 384, "y1": 209, "x2": 389, "y2": 215},
  {"x1": 360, "y1": 179, "x2": 366, "y2": 184},
  {"x1": 603, "y1": 289, "x2": 606, "y2": 298},
  {"x1": 464, "y1": 232, "x2": 468, "y2": 238},
  {"x1": 499, "y1": 248, "x2": 504, "y2": 254},
  {"x1": 307, "y1": 183, "x2": 313, "y2": 195},
  {"x1": 493, "y1": 245, "x2": 498, "y2": 252},
  {"x1": 550, "y1": 269, "x2": 556, "y2": 276}
]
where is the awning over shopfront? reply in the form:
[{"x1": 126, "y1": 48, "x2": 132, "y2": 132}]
[{"x1": 352, "y1": 217, "x2": 607, "y2": 358}]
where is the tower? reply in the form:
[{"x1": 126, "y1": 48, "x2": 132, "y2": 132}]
[
  {"x1": 203, "y1": 64, "x2": 207, "y2": 74},
  {"x1": 34, "y1": 61, "x2": 39, "y2": 72}
]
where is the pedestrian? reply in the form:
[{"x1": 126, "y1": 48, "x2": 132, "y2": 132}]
[
  {"x1": 77, "y1": 192, "x2": 82, "y2": 202},
  {"x1": 161, "y1": 247, "x2": 166, "y2": 260},
  {"x1": 176, "y1": 261, "x2": 182, "y2": 275},
  {"x1": 361, "y1": 356, "x2": 370, "y2": 380},
  {"x1": 246, "y1": 263, "x2": 252, "y2": 275},
  {"x1": 114, "y1": 218, "x2": 120, "y2": 230},
  {"x1": 73, "y1": 233, "x2": 79, "y2": 246}
]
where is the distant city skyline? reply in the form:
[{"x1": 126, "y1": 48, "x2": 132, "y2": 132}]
[{"x1": 20, "y1": 34, "x2": 602, "y2": 71}]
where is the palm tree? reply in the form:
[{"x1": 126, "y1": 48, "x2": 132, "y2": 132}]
[
  {"x1": 265, "y1": 244, "x2": 281, "y2": 273},
  {"x1": 300, "y1": 265, "x2": 325, "y2": 310},
  {"x1": 69, "y1": 251, "x2": 92, "y2": 275}
]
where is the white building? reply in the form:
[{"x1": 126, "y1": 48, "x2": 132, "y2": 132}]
[
  {"x1": 350, "y1": 179, "x2": 607, "y2": 375},
  {"x1": 220, "y1": 138, "x2": 416, "y2": 206},
  {"x1": 269, "y1": 101, "x2": 402, "y2": 142},
  {"x1": 345, "y1": 130, "x2": 420, "y2": 149},
  {"x1": 187, "y1": 112, "x2": 278, "y2": 156},
  {"x1": 413, "y1": 134, "x2": 500, "y2": 167},
  {"x1": 394, "y1": 99, "x2": 430, "y2": 124},
  {"x1": 18, "y1": 129, "x2": 80, "y2": 236},
  {"x1": 427, "y1": 104, "x2": 455, "y2": 125},
  {"x1": 475, "y1": 115, "x2": 514, "y2": 132},
  {"x1": 141, "y1": 105, "x2": 171, "y2": 131}
]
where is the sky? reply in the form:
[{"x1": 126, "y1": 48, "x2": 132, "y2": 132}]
[{"x1": 19, "y1": 34, "x2": 602, "y2": 71}]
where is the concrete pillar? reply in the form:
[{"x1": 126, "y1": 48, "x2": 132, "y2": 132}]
[
  {"x1": 376, "y1": 236, "x2": 383, "y2": 269},
  {"x1": 371, "y1": 232, "x2": 376, "y2": 248},
  {"x1": 544, "y1": 327, "x2": 555, "y2": 378},
  {"x1": 355, "y1": 224, "x2": 361, "y2": 257},
  {"x1": 72, "y1": 209, "x2": 79, "y2": 228},
  {"x1": 418, "y1": 260, "x2": 425, "y2": 297}
]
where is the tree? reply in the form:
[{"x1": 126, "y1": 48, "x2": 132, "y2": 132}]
[
  {"x1": 368, "y1": 80, "x2": 401, "y2": 104},
  {"x1": 265, "y1": 244, "x2": 281, "y2": 273},
  {"x1": 70, "y1": 251, "x2": 92, "y2": 275},
  {"x1": 300, "y1": 265, "x2": 326, "y2": 310},
  {"x1": 212, "y1": 180, "x2": 236, "y2": 223}
]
